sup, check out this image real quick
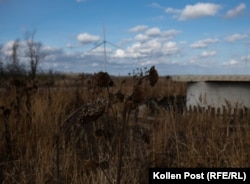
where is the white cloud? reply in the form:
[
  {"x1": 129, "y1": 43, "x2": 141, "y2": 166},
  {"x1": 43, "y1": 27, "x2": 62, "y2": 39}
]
[
  {"x1": 145, "y1": 27, "x2": 161, "y2": 37},
  {"x1": 132, "y1": 42, "x2": 152, "y2": 55},
  {"x1": 162, "y1": 41, "x2": 179, "y2": 55},
  {"x1": 113, "y1": 27, "x2": 181, "y2": 61},
  {"x1": 77, "y1": 33, "x2": 100, "y2": 44},
  {"x1": 110, "y1": 26, "x2": 179, "y2": 63},
  {"x1": 42, "y1": 46, "x2": 63, "y2": 54},
  {"x1": 150, "y1": 2, "x2": 164, "y2": 9},
  {"x1": 162, "y1": 29, "x2": 180, "y2": 39},
  {"x1": 113, "y1": 38, "x2": 179, "y2": 60},
  {"x1": 222, "y1": 59, "x2": 239, "y2": 65},
  {"x1": 166, "y1": 3, "x2": 221, "y2": 21},
  {"x1": 91, "y1": 63, "x2": 99, "y2": 67},
  {"x1": 200, "y1": 50, "x2": 216, "y2": 57},
  {"x1": 113, "y1": 49, "x2": 126, "y2": 58},
  {"x1": 42, "y1": 46, "x2": 69, "y2": 62},
  {"x1": 113, "y1": 48, "x2": 141, "y2": 59},
  {"x1": 128, "y1": 25, "x2": 148, "y2": 33},
  {"x1": 224, "y1": 33, "x2": 248, "y2": 42},
  {"x1": 86, "y1": 45, "x2": 113, "y2": 56},
  {"x1": 134, "y1": 28, "x2": 179, "y2": 42},
  {"x1": 118, "y1": 38, "x2": 132, "y2": 47},
  {"x1": 165, "y1": 7, "x2": 181, "y2": 14},
  {"x1": 147, "y1": 39, "x2": 161, "y2": 52},
  {"x1": 66, "y1": 44, "x2": 73, "y2": 48},
  {"x1": 180, "y1": 3, "x2": 221, "y2": 21},
  {"x1": 3, "y1": 40, "x2": 27, "y2": 58},
  {"x1": 225, "y1": 3, "x2": 246, "y2": 18},
  {"x1": 3, "y1": 40, "x2": 16, "y2": 56},
  {"x1": 190, "y1": 38, "x2": 219, "y2": 48},
  {"x1": 41, "y1": 45, "x2": 109, "y2": 73},
  {"x1": 134, "y1": 34, "x2": 149, "y2": 42},
  {"x1": 66, "y1": 43, "x2": 81, "y2": 49}
]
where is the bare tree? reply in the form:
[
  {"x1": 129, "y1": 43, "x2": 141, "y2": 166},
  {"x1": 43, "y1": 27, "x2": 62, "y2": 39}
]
[
  {"x1": 0, "y1": 44, "x2": 4, "y2": 76},
  {"x1": 25, "y1": 30, "x2": 45, "y2": 79},
  {"x1": 0, "y1": 44, "x2": 3, "y2": 67},
  {"x1": 6, "y1": 39, "x2": 25, "y2": 76}
]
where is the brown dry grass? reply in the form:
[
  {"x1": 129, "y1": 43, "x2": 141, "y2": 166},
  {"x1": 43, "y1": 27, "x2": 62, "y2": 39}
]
[{"x1": 0, "y1": 68, "x2": 249, "y2": 183}]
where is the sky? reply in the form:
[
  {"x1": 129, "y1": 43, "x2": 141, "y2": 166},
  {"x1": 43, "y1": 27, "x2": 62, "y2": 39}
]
[{"x1": 0, "y1": 0, "x2": 250, "y2": 76}]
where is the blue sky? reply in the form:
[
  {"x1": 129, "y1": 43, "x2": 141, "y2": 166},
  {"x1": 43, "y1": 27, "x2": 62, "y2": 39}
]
[{"x1": 0, "y1": 0, "x2": 250, "y2": 75}]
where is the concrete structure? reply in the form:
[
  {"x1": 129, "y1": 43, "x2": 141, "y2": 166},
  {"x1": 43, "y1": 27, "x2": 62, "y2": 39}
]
[{"x1": 173, "y1": 75, "x2": 250, "y2": 110}]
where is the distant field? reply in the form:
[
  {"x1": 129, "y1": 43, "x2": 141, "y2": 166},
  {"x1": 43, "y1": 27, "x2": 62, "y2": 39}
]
[{"x1": 0, "y1": 68, "x2": 249, "y2": 183}]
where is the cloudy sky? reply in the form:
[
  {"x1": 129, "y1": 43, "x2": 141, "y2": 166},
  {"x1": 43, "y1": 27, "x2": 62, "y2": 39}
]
[{"x1": 0, "y1": 0, "x2": 250, "y2": 75}]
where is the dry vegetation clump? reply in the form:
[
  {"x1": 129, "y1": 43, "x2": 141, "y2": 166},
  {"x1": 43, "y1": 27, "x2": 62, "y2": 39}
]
[
  {"x1": 0, "y1": 66, "x2": 249, "y2": 183},
  {"x1": 93, "y1": 71, "x2": 114, "y2": 88},
  {"x1": 148, "y1": 65, "x2": 158, "y2": 87},
  {"x1": 130, "y1": 85, "x2": 144, "y2": 104}
]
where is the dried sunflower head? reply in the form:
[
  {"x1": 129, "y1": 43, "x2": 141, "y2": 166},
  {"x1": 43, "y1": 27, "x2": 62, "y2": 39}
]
[
  {"x1": 131, "y1": 85, "x2": 144, "y2": 104},
  {"x1": 148, "y1": 66, "x2": 158, "y2": 87},
  {"x1": 115, "y1": 90, "x2": 125, "y2": 102},
  {"x1": 84, "y1": 159, "x2": 99, "y2": 170},
  {"x1": 94, "y1": 72, "x2": 114, "y2": 87},
  {"x1": 9, "y1": 78, "x2": 25, "y2": 88},
  {"x1": 79, "y1": 99, "x2": 106, "y2": 124}
]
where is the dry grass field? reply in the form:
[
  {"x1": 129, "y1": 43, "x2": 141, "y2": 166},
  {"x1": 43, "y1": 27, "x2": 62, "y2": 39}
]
[{"x1": 0, "y1": 66, "x2": 249, "y2": 183}]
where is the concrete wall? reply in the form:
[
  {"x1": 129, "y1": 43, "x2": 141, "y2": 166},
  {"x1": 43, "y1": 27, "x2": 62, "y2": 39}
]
[{"x1": 186, "y1": 81, "x2": 250, "y2": 109}]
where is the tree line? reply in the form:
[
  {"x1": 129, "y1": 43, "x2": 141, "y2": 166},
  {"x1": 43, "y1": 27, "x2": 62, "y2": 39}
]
[{"x1": 0, "y1": 31, "x2": 46, "y2": 79}]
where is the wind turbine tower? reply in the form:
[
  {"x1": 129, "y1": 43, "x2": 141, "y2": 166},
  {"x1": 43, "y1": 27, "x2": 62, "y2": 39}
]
[{"x1": 88, "y1": 24, "x2": 120, "y2": 72}]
